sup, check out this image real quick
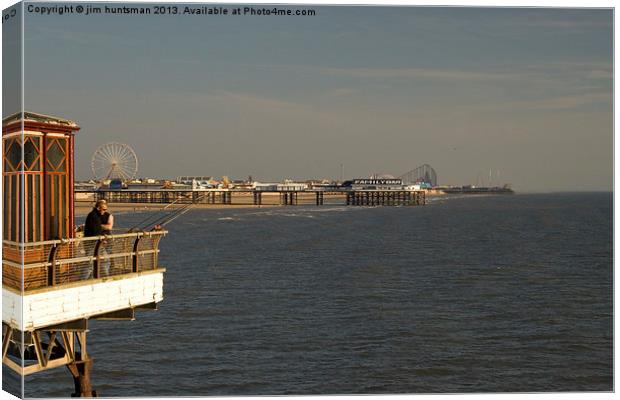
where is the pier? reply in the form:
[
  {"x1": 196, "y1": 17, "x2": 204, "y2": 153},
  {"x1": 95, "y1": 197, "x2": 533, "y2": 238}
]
[
  {"x1": 2, "y1": 112, "x2": 170, "y2": 397},
  {"x1": 89, "y1": 189, "x2": 426, "y2": 207},
  {"x1": 3, "y1": 230, "x2": 166, "y2": 384}
]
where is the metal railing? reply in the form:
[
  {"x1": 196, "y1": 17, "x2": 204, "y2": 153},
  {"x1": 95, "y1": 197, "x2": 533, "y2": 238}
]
[{"x1": 2, "y1": 230, "x2": 167, "y2": 291}]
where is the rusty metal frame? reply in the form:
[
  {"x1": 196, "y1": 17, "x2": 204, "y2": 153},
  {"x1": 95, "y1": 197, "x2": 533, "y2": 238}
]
[
  {"x1": 3, "y1": 323, "x2": 77, "y2": 376},
  {"x1": 92, "y1": 239, "x2": 103, "y2": 279},
  {"x1": 132, "y1": 236, "x2": 141, "y2": 273},
  {"x1": 46, "y1": 241, "x2": 66, "y2": 286}
]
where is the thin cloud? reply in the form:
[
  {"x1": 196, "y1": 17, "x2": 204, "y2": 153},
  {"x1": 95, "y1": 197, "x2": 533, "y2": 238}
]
[
  {"x1": 520, "y1": 92, "x2": 612, "y2": 111},
  {"x1": 29, "y1": 26, "x2": 141, "y2": 46},
  {"x1": 587, "y1": 70, "x2": 613, "y2": 80},
  {"x1": 515, "y1": 17, "x2": 612, "y2": 30},
  {"x1": 319, "y1": 67, "x2": 517, "y2": 81},
  {"x1": 316, "y1": 62, "x2": 612, "y2": 91},
  {"x1": 326, "y1": 88, "x2": 359, "y2": 97},
  {"x1": 460, "y1": 92, "x2": 611, "y2": 113},
  {"x1": 211, "y1": 90, "x2": 312, "y2": 115}
]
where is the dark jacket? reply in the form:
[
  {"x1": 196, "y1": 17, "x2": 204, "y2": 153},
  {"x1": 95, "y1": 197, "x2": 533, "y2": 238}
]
[
  {"x1": 84, "y1": 208, "x2": 103, "y2": 237},
  {"x1": 101, "y1": 212, "x2": 112, "y2": 235}
]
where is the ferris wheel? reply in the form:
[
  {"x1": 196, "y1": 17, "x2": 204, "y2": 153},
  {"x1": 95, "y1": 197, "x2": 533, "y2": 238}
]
[{"x1": 91, "y1": 142, "x2": 138, "y2": 181}]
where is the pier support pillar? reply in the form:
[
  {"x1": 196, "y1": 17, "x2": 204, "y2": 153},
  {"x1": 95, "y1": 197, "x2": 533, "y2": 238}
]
[
  {"x1": 220, "y1": 192, "x2": 232, "y2": 205},
  {"x1": 68, "y1": 358, "x2": 95, "y2": 397},
  {"x1": 66, "y1": 331, "x2": 96, "y2": 397},
  {"x1": 253, "y1": 192, "x2": 262, "y2": 205}
]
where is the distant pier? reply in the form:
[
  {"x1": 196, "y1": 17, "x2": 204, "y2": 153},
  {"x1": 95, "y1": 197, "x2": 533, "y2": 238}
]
[{"x1": 87, "y1": 189, "x2": 426, "y2": 207}]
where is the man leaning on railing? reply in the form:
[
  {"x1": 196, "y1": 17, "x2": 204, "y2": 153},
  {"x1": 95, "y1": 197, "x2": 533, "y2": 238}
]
[
  {"x1": 83, "y1": 199, "x2": 114, "y2": 277},
  {"x1": 84, "y1": 199, "x2": 113, "y2": 236}
]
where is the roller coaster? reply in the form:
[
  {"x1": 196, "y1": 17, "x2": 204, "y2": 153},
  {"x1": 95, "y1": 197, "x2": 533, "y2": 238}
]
[{"x1": 398, "y1": 164, "x2": 437, "y2": 187}]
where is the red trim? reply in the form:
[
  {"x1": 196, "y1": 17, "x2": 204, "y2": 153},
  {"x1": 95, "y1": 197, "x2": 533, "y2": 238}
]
[
  {"x1": 3, "y1": 120, "x2": 80, "y2": 135},
  {"x1": 42, "y1": 135, "x2": 47, "y2": 239},
  {"x1": 69, "y1": 135, "x2": 75, "y2": 238},
  {"x1": 3, "y1": 121, "x2": 78, "y2": 241}
]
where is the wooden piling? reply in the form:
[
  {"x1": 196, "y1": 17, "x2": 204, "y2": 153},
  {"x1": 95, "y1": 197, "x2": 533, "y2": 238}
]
[{"x1": 65, "y1": 331, "x2": 96, "y2": 397}]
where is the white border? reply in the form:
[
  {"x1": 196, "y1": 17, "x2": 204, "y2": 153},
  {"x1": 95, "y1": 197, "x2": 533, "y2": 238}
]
[{"x1": 0, "y1": 1, "x2": 615, "y2": 400}]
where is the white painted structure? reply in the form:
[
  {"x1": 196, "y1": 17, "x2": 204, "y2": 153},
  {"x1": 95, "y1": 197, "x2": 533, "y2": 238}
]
[
  {"x1": 254, "y1": 180, "x2": 309, "y2": 191},
  {"x1": 277, "y1": 182, "x2": 308, "y2": 191},
  {"x1": 3, "y1": 270, "x2": 164, "y2": 331}
]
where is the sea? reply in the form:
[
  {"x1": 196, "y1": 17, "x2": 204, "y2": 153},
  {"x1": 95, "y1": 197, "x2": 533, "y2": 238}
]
[{"x1": 4, "y1": 192, "x2": 613, "y2": 396}]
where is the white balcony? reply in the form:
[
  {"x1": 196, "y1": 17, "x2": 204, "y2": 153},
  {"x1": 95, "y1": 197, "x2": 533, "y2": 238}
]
[{"x1": 2, "y1": 230, "x2": 167, "y2": 332}]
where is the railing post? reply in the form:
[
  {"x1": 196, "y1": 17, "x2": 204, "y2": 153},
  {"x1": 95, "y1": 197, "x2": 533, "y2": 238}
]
[
  {"x1": 47, "y1": 244, "x2": 59, "y2": 287},
  {"x1": 132, "y1": 235, "x2": 141, "y2": 273},
  {"x1": 153, "y1": 235, "x2": 162, "y2": 269},
  {"x1": 93, "y1": 239, "x2": 103, "y2": 279}
]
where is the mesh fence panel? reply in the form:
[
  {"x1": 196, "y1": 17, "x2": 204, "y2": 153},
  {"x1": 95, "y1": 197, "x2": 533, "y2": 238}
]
[
  {"x1": 137, "y1": 236, "x2": 159, "y2": 272},
  {"x1": 21, "y1": 243, "x2": 55, "y2": 290},
  {"x1": 102, "y1": 236, "x2": 135, "y2": 276},
  {"x1": 3, "y1": 231, "x2": 166, "y2": 291},
  {"x1": 54, "y1": 240, "x2": 98, "y2": 285}
]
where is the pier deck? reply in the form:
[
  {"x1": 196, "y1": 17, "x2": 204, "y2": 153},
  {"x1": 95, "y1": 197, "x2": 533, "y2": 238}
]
[{"x1": 2, "y1": 230, "x2": 167, "y2": 376}]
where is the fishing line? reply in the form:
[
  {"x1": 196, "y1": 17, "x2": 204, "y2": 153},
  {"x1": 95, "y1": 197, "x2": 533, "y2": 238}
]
[
  {"x1": 127, "y1": 198, "x2": 185, "y2": 231},
  {"x1": 128, "y1": 192, "x2": 209, "y2": 231},
  {"x1": 145, "y1": 203, "x2": 193, "y2": 227}
]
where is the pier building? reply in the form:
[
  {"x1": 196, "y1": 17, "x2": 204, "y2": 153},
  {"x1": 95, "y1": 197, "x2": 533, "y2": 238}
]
[
  {"x1": 2, "y1": 112, "x2": 168, "y2": 397},
  {"x1": 341, "y1": 178, "x2": 404, "y2": 190}
]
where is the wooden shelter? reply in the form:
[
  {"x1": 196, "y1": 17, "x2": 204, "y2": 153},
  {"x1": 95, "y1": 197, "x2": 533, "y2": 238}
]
[{"x1": 3, "y1": 111, "x2": 79, "y2": 243}]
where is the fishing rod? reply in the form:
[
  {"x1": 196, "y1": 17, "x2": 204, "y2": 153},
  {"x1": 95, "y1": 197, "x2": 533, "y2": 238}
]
[
  {"x1": 143, "y1": 202, "x2": 194, "y2": 228},
  {"x1": 147, "y1": 195, "x2": 210, "y2": 228},
  {"x1": 159, "y1": 206, "x2": 194, "y2": 227},
  {"x1": 127, "y1": 198, "x2": 184, "y2": 231},
  {"x1": 127, "y1": 192, "x2": 209, "y2": 231}
]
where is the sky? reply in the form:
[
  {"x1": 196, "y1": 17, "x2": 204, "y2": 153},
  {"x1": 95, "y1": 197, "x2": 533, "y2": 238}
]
[{"x1": 6, "y1": 4, "x2": 613, "y2": 191}]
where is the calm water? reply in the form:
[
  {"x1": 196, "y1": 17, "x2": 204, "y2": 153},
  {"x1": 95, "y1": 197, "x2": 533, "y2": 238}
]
[{"x1": 5, "y1": 193, "x2": 613, "y2": 396}]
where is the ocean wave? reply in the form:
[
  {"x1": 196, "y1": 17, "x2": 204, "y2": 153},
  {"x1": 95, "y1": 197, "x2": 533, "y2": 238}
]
[{"x1": 217, "y1": 217, "x2": 239, "y2": 221}]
